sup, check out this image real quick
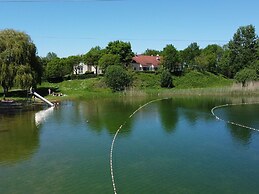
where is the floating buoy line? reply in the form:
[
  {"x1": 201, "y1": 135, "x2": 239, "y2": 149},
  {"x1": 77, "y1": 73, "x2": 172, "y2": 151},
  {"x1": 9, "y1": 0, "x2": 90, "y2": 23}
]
[
  {"x1": 110, "y1": 98, "x2": 167, "y2": 194},
  {"x1": 110, "y1": 100, "x2": 259, "y2": 193},
  {"x1": 211, "y1": 102, "x2": 259, "y2": 132}
]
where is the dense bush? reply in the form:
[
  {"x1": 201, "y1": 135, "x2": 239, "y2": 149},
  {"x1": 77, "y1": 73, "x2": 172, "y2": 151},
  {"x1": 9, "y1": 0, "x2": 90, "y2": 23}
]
[
  {"x1": 160, "y1": 69, "x2": 173, "y2": 88},
  {"x1": 105, "y1": 66, "x2": 132, "y2": 91},
  {"x1": 234, "y1": 68, "x2": 257, "y2": 86},
  {"x1": 70, "y1": 72, "x2": 96, "y2": 80}
]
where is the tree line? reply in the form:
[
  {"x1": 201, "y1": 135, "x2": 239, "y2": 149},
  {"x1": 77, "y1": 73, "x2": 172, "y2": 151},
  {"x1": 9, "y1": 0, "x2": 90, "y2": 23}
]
[{"x1": 0, "y1": 25, "x2": 258, "y2": 93}]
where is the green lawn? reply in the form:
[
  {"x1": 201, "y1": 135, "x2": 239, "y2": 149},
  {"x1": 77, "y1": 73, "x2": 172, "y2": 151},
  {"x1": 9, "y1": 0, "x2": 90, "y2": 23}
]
[
  {"x1": 173, "y1": 71, "x2": 233, "y2": 88},
  {"x1": 3, "y1": 71, "x2": 259, "y2": 100}
]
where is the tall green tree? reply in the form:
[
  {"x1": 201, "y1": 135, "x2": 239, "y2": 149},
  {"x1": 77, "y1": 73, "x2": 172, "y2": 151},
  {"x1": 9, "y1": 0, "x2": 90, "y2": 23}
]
[
  {"x1": 181, "y1": 42, "x2": 201, "y2": 69},
  {"x1": 195, "y1": 44, "x2": 223, "y2": 73},
  {"x1": 227, "y1": 25, "x2": 259, "y2": 78},
  {"x1": 45, "y1": 52, "x2": 58, "y2": 61},
  {"x1": 143, "y1": 49, "x2": 162, "y2": 56},
  {"x1": 45, "y1": 58, "x2": 64, "y2": 80},
  {"x1": 161, "y1": 44, "x2": 180, "y2": 73},
  {"x1": 106, "y1": 40, "x2": 134, "y2": 66},
  {"x1": 0, "y1": 29, "x2": 42, "y2": 95},
  {"x1": 65, "y1": 55, "x2": 82, "y2": 75},
  {"x1": 98, "y1": 54, "x2": 121, "y2": 73},
  {"x1": 84, "y1": 46, "x2": 103, "y2": 75},
  {"x1": 40, "y1": 52, "x2": 58, "y2": 79}
]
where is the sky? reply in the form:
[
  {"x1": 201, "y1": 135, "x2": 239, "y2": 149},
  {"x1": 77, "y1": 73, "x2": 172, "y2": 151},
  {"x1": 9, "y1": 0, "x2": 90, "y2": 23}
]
[{"x1": 0, "y1": 0, "x2": 258, "y2": 57}]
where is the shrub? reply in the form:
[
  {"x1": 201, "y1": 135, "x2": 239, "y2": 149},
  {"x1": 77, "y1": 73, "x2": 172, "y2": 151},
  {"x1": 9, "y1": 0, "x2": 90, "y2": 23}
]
[
  {"x1": 105, "y1": 66, "x2": 132, "y2": 91},
  {"x1": 234, "y1": 68, "x2": 257, "y2": 87},
  {"x1": 160, "y1": 69, "x2": 173, "y2": 88},
  {"x1": 70, "y1": 72, "x2": 96, "y2": 80}
]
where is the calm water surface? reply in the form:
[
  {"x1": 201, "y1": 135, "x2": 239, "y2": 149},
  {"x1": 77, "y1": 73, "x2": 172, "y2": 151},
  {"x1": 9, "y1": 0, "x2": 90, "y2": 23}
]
[{"x1": 0, "y1": 97, "x2": 259, "y2": 194}]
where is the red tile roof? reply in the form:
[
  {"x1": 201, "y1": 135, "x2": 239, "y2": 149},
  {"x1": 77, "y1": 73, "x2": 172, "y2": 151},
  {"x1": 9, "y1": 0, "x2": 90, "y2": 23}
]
[{"x1": 132, "y1": 55, "x2": 161, "y2": 67}]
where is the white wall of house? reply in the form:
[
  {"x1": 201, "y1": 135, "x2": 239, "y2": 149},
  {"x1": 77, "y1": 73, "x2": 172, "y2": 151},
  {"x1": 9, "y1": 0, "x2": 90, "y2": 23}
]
[
  {"x1": 73, "y1": 62, "x2": 102, "y2": 75},
  {"x1": 131, "y1": 63, "x2": 157, "y2": 71},
  {"x1": 131, "y1": 63, "x2": 142, "y2": 71}
]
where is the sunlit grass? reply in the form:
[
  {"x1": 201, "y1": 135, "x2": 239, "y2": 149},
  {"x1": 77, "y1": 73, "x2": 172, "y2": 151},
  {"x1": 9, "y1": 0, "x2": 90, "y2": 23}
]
[{"x1": 2, "y1": 72, "x2": 259, "y2": 101}]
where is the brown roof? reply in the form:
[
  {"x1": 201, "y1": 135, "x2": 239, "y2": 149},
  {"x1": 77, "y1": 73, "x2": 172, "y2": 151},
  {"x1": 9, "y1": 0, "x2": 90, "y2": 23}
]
[{"x1": 132, "y1": 55, "x2": 161, "y2": 67}]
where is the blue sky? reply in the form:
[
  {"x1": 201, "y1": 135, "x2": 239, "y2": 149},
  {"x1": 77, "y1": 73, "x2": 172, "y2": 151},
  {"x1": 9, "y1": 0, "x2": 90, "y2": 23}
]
[{"x1": 0, "y1": 0, "x2": 258, "y2": 57}]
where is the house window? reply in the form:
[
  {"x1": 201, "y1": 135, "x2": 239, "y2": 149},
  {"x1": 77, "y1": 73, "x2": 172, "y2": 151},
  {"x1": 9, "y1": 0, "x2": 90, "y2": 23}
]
[
  {"x1": 78, "y1": 66, "x2": 83, "y2": 74},
  {"x1": 143, "y1": 67, "x2": 148, "y2": 71}
]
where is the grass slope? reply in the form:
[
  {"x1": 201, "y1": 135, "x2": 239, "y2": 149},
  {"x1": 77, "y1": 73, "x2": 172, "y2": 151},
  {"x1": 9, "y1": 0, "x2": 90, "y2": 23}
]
[
  {"x1": 173, "y1": 71, "x2": 233, "y2": 89},
  {"x1": 1, "y1": 71, "x2": 239, "y2": 100}
]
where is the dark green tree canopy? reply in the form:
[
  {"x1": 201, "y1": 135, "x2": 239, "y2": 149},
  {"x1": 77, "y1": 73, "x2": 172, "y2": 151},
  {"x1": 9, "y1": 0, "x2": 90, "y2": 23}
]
[
  {"x1": 98, "y1": 53, "x2": 121, "y2": 73},
  {"x1": 45, "y1": 52, "x2": 58, "y2": 61},
  {"x1": 105, "y1": 40, "x2": 134, "y2": 66},
  {"x1": 227, "y1": 25, "x2": 259, "y2": 77},
  {"x1": 105, "y1": 65, "x2": 132, "y2": 91},
  {"x1": 161, "y1": 44, "x2": 180, "y2": 73},
  {"x1": 160, "y1": 69, "x2": 173, "y2": 88},
  {"x1": 66, "y1": 55, "x2": 82, "y2": 75},
  {"x1": 45, "y1": 58, "x2": 65, "y2": 79},
  {"x1": 195, "y1": 44, "x2": 223, "y2": 73},
  {"x1": 84, "y1": 46, "x2": 103, "y2": 74},
  {"x1": 234, "y1": 68, "x2": 257, "y2": 86},
  {"x1": 0, "y1": 29, "x2": 42, "y2": 93},
  {"x1": 181, "y1": 42, "x2": 201, "y2": 68},
  {"x1": 142, "y1": 49, "x2": 162, "y2": 56}
]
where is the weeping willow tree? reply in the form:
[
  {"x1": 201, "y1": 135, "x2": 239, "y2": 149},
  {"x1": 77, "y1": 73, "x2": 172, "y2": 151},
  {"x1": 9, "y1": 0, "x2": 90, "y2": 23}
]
[{"x1": 0, "y1": 29, "x2": 42, "y2": 97}]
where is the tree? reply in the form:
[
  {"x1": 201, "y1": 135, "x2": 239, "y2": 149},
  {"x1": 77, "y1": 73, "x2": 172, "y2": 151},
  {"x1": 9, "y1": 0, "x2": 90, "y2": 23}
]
[
  {"x1": 65, "y1": 55, "x2": 82, "y2": 75},
  {"x1": 105, "y1": 65, "x2": 132, "y2": 91},
  {"x1": 234, "y1": 68, "x2": 257, "y2": 87},
  {"x1": 98, "y1": 54, "x2": 121, "y2": 73},
  {"x1": 106, "y1": 40, "x2": 134, "y2": 66},
  {"x1": 143, "y1": 49, "x2": 162, "y2": 56},
  {"x1": 15, "y1": 65, "x2": 33, "y2": 89},
  {"x1": 0, "y1": 29, "x2": 42, "y2": 95},
  {"x1": 45, "y1": 58, "x2": 65, "y2": 81},
  {"x1": 84, "y1": 46, "x2": 103, "y2": 75},
  {"x1": 195, "y1": 44, "x2": 223, "y2": 73},
  {"x1": 45, "y1": 52, "x2": 58, "y2": 61},
  {"x1": 161, "y1": 44, "x2": 180, "y2": 73},
  {"x1": 40, "y1": 52, "x2": 59, "y2": 80},
  {"x1": 160, "y1": 69, "x2": 173, "y2": 88},
  {"x1": 218, "y1": 46, "x2": 232, "y2": 77},
  {"x1": 227, "y1": 25, "x2": 259, "y2": 78},
  {"x1": 180, "y1": 42, "x2": 201, "y2": 69}
]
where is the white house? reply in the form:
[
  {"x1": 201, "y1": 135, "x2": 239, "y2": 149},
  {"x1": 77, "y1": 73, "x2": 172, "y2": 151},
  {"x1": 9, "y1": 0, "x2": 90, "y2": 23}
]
[{"x1": 73, "y1": 62, "x2": 102, "y2": 75}]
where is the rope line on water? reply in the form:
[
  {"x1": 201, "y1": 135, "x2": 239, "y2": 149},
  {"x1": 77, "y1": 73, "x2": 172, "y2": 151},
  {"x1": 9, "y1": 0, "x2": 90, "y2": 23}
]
[
  {"x1": 110, "y1": 98, "x2": 167, "y2": 194},
  {"x1": 111, "y1": 100, "x2": 259, "y2": 193},
  {"x1": 211, "y1": 102, "x2": 259, "y2": 132}
]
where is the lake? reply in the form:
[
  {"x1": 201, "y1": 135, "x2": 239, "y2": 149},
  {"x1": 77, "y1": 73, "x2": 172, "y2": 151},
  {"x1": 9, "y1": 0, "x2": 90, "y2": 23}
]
[{"x1": 0, "y1": 96, "x2": 259, "y2": 194}]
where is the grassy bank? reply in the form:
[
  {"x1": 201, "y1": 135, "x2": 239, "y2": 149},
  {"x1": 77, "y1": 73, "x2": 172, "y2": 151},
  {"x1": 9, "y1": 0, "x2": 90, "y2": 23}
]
[{"x1": 2, "y1": 71, "x2": 259, "y2": 101}]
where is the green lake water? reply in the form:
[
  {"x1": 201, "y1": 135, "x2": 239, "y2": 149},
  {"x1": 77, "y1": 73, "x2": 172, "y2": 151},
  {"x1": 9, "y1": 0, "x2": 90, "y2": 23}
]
[{"x1": 0, "y1": 97, "x2": 259, "y2": 194}]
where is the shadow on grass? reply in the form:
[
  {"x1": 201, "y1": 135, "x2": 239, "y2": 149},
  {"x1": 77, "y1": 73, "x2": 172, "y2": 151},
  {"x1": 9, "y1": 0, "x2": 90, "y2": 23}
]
[{"x1": 0, "y1": 87, "x2": 60, "y2": 98}]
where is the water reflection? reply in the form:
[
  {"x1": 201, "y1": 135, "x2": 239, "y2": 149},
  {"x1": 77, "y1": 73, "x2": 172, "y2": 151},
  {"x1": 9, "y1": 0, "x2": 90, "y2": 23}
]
[
  {"x1": 215, "y1": 104, "x2": 259, "y2": 145},
  {"x1": 69, "y1": 98, "x2": 151, "y2": 134},
  {"x1": 156, "y1": 97, "x2": 228, "y2": 133},
  {"x1": 158, "y1": 99, "x2": 178, "y2": 133},
  {"x1": 35, "y1": 106, "x2": 54, "y2": 126},
  {"x1": 0, "y1": 96, "x2": 258, "y2": 167},
  {"x1": 0, "y1": 111, "x2": 39, "y2": 165}
]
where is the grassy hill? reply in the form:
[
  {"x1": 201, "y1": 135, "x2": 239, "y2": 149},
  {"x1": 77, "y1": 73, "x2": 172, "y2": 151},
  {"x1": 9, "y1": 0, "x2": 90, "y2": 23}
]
[
  {"x1": 37, "y1": 71, "x2": 234, "y2": 99},
  {"x1": 173, "y1": 71, "x2": 233, "y2": 89},
  {"x1": 1, "y1": 71, "x2": 238, "y2": 100}
]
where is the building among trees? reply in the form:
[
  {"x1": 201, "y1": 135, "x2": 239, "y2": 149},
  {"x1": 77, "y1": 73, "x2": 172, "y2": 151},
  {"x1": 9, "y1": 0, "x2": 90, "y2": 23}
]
[{"x1": 131, "y1": 55, "x2": 161, "y2": 71}]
